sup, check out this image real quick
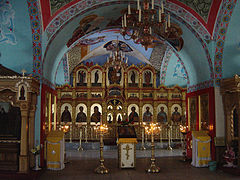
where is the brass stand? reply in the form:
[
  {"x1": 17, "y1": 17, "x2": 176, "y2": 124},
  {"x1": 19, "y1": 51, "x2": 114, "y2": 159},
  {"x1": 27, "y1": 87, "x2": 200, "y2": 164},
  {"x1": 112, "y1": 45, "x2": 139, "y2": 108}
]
[
  {"x1": 95, "y1": 130, "x2": 109, "y2": 174},
  {"x1": 141, "y1": 127, "x2": 146, "y2": 150},
  {"x1": 146, "y1": 128, "x2": 160, "y2": 173},
  {"x1": 181, "y1": 132, "x2": 188, "y2": 162},
  {"x1": 167, "y1": 125, "x2": 172, "y2": 150},
  {"x1": 78, "y1": 128, "x2": 83, "y2": 151}
]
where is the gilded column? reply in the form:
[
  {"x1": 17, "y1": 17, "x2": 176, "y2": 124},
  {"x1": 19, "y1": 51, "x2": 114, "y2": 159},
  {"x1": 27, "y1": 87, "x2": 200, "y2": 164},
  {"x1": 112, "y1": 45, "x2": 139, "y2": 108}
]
[
  {"x1": 124, "y1": 72, "x2": 128, "y2": 87},
  {"x1": 48, "y1": 93, "x2": 52, "y2": 132},
  {"x1": 72, "y1": 89, "x2": 76, "y2": 124},
  {"x1": 53, "y1": 95, "x2": 57, "y2": 130},
  {"x1": 124, "y1": 72, "x2": 128, "y2": 98},
  {"x1": 182, "y1": 91, "x2": 186, "y2": 116},
  {"x1": 102, "y1": 102, "x2": 107, "y2": 124},
  {"x1": 87, "y1": 101, "x2": 91, "y2": 125},
  {"x1": 153, "y1": 72, "x2": 157, "y2": 88},
  {"x1": 73, "y1": 71, "x2": 76, "y2": 88},
  {"x1": 153, "y1": 102, "x2": 158, "y2": 123},
  {"x1": 167, "y1": 90, "x2": 172, "y2": 123},
  {"x1": 139, "y1": 72, "x2": 143, "y2": 88},
  {"x1": 87, "y1": 71, "x2": 91, "y2": 88},
  {"x1": 139, "y1": 102, "x2": 143, "y2": 124},
  {"x1": 167, "y1": 103, "x2": 172, "y2": 123},
  {"x1": 102, "y1": 72, "x2": 106, "y2": 98},
  {"x1": 102, "y1": 71, "x2": 106, "y2": 88}
]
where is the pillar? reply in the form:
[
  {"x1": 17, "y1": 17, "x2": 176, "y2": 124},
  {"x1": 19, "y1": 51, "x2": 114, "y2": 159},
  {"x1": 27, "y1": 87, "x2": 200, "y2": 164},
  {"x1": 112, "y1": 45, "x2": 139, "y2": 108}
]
[
  {"x1": 19, "y1": 103, "x2": 29, "y2": 173},
  {"x1": 53, "y1": 95, "x2": 57, "y2": 130},
  {"x1": 28, "y1": 93, "x2": 38, "y2": 168}
]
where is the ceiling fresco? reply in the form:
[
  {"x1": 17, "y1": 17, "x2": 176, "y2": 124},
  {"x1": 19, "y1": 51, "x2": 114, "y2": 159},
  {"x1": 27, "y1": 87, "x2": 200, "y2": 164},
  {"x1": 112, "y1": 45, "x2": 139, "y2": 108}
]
[
  {"x1": 50, "y1": 0, "x2": 74, "y2": 15},
  {"x1": 177, "y1": 0, "x2": 212, "y2": 22},
  {"x1": 41, "y1": 0, "x2": 222, "y2": 38},
  {"x1": 38, "y1": 0, "x2": 240, "y2": 89}
]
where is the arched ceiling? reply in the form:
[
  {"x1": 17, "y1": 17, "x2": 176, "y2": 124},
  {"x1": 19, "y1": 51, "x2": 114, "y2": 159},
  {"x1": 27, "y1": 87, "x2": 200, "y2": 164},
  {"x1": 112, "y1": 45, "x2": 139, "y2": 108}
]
[
  {"x1": 40, "y1": 0, "x2": 222, "y2": 37},
  {"x1": 40, "y1": 0, "x2": 224, "y2": 87}
]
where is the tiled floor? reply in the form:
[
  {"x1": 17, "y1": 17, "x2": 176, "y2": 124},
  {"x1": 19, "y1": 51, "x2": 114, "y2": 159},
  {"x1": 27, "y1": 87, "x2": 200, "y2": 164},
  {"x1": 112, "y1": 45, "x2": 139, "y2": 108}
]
[{"x1": 38, "y1": 149, "x2": 240, "y2": 180}]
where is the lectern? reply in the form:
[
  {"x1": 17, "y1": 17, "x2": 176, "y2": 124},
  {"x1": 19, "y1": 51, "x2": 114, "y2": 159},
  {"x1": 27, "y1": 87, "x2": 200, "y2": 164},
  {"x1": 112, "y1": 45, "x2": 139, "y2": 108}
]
[{"x1": 117, "y1": 126, "x2": 137, "y2": 168}]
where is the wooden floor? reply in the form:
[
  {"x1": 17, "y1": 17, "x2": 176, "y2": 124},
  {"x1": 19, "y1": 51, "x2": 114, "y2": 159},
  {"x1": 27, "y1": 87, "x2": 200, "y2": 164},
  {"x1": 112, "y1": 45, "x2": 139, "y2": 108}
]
[{"x1": 37, "y1": 157, "x2": 240, "y2": 180}]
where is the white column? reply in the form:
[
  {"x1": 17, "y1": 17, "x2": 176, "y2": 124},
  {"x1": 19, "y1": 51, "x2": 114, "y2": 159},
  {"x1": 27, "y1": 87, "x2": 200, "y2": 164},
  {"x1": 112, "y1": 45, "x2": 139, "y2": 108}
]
[{"x1": 215, "y1": 86, "x2": 225, "y2": 137}]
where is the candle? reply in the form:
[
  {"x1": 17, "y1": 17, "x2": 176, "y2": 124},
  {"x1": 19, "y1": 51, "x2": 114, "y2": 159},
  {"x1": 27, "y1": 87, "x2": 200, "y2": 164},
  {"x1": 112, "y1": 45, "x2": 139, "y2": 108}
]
[
  {"x1": 161, "y1": 1, "x2": 164, "y2": 13},
  {"x1": 159, "y1": 8, "x2": 161, "y2": 22},
  {"x1": 168, "y1": 13, "x2": 171, "y2": 27},
  {"x1": 128, "y1": 4, "x2": 131, "y2": 14},
  {"x1": 80, "y1": 129, "x2": 82, "y2": 139},
  {"x1": 137, "y1": 0, "x2": 140, "y2": 10},
  {"x1": 122, "y1": 17, "x2": 124, "y2": 27},
  {"x1": 150, "y1": 27, "x2": 152, "y2": 34},
  {"x1": 124, "y1": 13, "x2": 127, "y2": 27},
  {"x1": 139, "y1": 8, "x2": 141, "y2": 22},
  {"x1": 152, "y1": 0, "x2": 154, "y2": 9},
  {"x1": 165, "y1": 21, "x2": 167, "y2": 32}
]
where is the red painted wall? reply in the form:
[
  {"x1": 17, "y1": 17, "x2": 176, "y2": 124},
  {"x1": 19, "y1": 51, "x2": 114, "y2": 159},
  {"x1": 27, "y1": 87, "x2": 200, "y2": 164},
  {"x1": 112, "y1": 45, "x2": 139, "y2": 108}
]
[{"x1": 186, "y1": 87, "x2": 216, "y2": 160}]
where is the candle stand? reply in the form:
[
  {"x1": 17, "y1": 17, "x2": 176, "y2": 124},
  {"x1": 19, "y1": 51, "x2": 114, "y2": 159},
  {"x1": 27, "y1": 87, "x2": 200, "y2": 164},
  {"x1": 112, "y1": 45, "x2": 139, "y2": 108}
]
[
  {"x1": 180, "y1": 125, "x2": 188, "y2": 162},
  {"x1": 145, "y1": 123, "x2": 161, "y2": 173},
  {"x1": 61, "y1": 123, "x2": 70, "y2": 164},
  {"x1": 94, "y1": 124, "x2": 109, "y2": 174}
]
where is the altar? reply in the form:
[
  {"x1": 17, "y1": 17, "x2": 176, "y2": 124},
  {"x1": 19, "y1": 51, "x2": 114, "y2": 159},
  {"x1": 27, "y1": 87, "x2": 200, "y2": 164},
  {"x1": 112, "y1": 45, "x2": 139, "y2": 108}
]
[{"x1": 117, "y1": 126, "x2": 137, "y2": 168}]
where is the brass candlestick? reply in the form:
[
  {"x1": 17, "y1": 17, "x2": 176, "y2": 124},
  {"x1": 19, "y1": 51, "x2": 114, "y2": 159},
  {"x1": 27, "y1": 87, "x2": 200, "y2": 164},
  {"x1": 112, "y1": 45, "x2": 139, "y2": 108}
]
[
  {"x1": 61, "y1": 123, "x2": 70, "y2": 164},
  {"x1": 78, "y1": 127, "x2": 83, "y2": 151},
  {"x1": 180, "y1": 125, "x2": 188, "y2": 162},
  {"x1": 141, "y1": 124, "x2": 146, "y2": 150},
  {"x1": 167, "y1": 124, "x2": 172, "y2": 150},
  {"x1": 95, "y1": 124, "x2": 109, "y2": 174},
  {"x1": 145, "y1": 123, "x2": 160, "y2": 173}
]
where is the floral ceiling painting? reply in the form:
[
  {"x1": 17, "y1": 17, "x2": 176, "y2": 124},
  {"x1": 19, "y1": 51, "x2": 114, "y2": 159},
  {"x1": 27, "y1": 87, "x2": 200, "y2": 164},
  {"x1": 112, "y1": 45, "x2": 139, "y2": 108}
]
[{"x1": 0, "y1": 0, "x2": 16, "y2": 45}]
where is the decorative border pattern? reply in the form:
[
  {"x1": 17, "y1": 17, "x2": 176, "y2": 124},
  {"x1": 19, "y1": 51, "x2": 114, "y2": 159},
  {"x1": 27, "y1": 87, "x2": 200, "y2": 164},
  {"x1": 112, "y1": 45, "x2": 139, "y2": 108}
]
[
  {"x1": 213, "y1": 1, "x2": 225, "y2": 39},
  {"x1": 176, "y1": 0, "x2": 212, "y2": 22},
  {"x1": 160, "y1": 47, "x2": 173, "y2": 84},
  {"x1": 54, "y1": 53, "x2": 69, "y2": 85},
  {"x1": 62, "y1": 54, "x2": 69, "y2": 83},
  {"x1": 44, "y1": 1, "x2": 211, "y2": 41},
  {"x1": 187, "y1": 79, "x2": 214, "y2": 93},
  {"x1": 214, "y1": 0, "x2": 237, "y2": 86},
  {"x1": 167, "y1": 2, "x2": 210, "y2": 40},
  {"x1": 27, "y1": 0, "x2": 42, "y2": 79}
]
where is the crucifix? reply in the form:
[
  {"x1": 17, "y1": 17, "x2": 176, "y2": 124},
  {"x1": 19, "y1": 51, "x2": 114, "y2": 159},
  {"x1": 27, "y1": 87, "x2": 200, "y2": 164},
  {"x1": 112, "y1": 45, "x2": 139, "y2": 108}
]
[
  {"x1": 21, "y1": 69, "x2": 26, "y2": 77},
  {"x1": 123, "y1": 144, "x2": 132, "y2": 160}
]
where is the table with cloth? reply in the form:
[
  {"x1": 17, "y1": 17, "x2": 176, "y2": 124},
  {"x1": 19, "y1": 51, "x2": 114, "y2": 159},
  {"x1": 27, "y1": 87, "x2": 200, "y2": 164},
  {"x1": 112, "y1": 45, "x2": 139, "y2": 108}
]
[{"x1": 191, "y1": 131, "x2": 211, "y2": 167}]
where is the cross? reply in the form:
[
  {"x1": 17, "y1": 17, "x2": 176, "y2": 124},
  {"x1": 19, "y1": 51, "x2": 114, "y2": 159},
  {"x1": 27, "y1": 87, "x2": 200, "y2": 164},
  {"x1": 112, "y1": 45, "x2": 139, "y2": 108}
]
[
  {"x1": 123, "y1": 144, "x2": 132, "y2": 160},
  {"x1": 21, "y1": 69, "x2": 26, "y2": 77}
]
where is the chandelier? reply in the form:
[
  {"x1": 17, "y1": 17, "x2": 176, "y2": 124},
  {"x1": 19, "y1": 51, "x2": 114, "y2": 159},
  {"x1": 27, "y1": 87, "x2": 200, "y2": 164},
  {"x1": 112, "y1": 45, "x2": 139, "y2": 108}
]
[
  {"x1": 121, "y1": 0, "x2": 172, "y2": 50},
  {"x1": 106, "y1": 40, "x2": 128, "y2": 71}
]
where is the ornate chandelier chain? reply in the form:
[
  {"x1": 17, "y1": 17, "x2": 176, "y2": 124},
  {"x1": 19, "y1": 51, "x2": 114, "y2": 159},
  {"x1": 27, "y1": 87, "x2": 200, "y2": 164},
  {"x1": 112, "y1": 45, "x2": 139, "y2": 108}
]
[{"x1": 121, "y1": 0, "x2": 171, "y2": 50}]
